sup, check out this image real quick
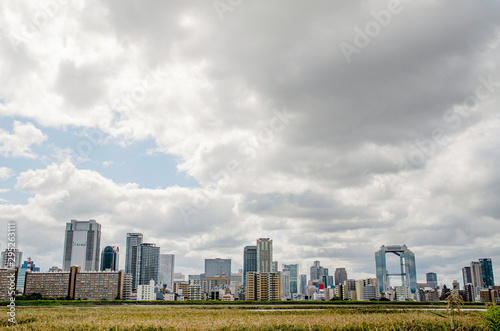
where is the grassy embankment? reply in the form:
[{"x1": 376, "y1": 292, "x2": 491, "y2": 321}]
[{"x1": 0, "y1": 303, "x2": 491, "y2": 330}]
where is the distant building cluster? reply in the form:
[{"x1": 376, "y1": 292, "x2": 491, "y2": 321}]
[{"x1": 0, "y1": 220, "x2": 498, "y2": 302}]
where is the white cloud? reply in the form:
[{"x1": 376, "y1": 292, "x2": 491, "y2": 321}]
[
  {"x1": 0, "y1": 167, "x2": 14, "y2": 180},
  {"x1": 0, "y1": 121, "x2": 47, "y2": 158}
]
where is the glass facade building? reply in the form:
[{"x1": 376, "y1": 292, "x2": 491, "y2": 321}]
[
  {"x1": 243, "y1": 246, "x2": 257, "y2": 288},
  {"x1": 426, "y1": 272, "x2": 438, "y2": 289},
  {"x1": 159, "y1": 254, "x2": 175, "y2": 290},
  {"x1": 375, "y1": 245, "x2": 417, "y2": 294},
  {"x1": 479, "y1": 258, "x2": 495, "y2": 287},
  {"x1": 283, "y1": 264, "x2": 298, "y2": 295},
  {"x1": 300, "y1": 274, "x2": 307, "y2": 295},
  {"x1": 100, "y1": 246, "x2": 119, "y2": 271},
  {"x1": 137, "y1": 243, "x2": 160, "y2": 286},
  {"x1": 462, "y1": 266, "x2": 472, "y2": 288},
  {"x1": 204, "y1": 258, "x2": 231, "y2": 277},
  {"x1": 125, "y1": 233, "x2": 143, "y2": 290}
]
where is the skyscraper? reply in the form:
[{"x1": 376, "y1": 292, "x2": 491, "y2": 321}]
[
  {"x1": 243, "y1": 246, "x2": 257, "y2": 288},
  {"x1": 283, "y1": 264, "x2": 298, "y2": 296},
  {"x1": 257, "y1": 238, "x2": 273, "y2": 273},
  {"x1": 281, "y1": 269, "x2": 291, "y2": 300},
  {"x1": 125, "y1": 233, "x2": 143, "y2": 290},
  {"x1": 62, "y1": 220, "x2": 101, "y2": 271},
  {"x1": 479, "y1": 258, "x2": 495, "y2": 287},
  {"x1": 310, "y1": 261, "x2": 327, "y2": 281},
  {"x1": 462, "y1": 266, "x2": 472, "y2": 288},
  {"x1": 100, "y1": 246, "x2": 119, "y2": 271},
  {"x1": 334, "y1": 268, "x2": 348, "y2": 285},
  {"x1": 1, "y1": 248, "x2": 22, "y2": 268},
  {"x1": 426, "y1": 272, "x2": 438, "y2": 289},
  {"x1": 375, "y1": 245, "x2": 417, "y2": 294},
  {"x1": 300, "y1": 274, "x2": 307, "y2": 295},
  {"x1": 137, "y1": 243, "x2": 160, "y2": 286},
  {"x1": 204, "y1": 258, "x2": 231, "y2": 277},
  {"x1": 470, "y1": 261, "x2": 483, "y2": 296},
  {"x1": 159, "y1": 254, "x2": 175, "y2": 290}
]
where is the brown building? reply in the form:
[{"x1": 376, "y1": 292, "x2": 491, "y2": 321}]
[
  {"x1": 73, "y1": 270, "x2": 123, "y2": 300},
  {"x1": 174, "y1": 282, "x2": 189, "y2": 299},
  {"x1": 245, "y1": 272, "x2": 257, "y2": 300},
  {"x1": 24, "y1": 269, "x2": 71, "y2": 298},
  {"x1": 0, "y1": 268, "x2": 18, "y2": 300},
  {"x1": 480, "y1": 287, "x2": 500, "y2": 303},
  {"x1": 245, "y1": 272, "x2": 281, "y2": 301},
  {"x1": 25, "y1": 266, "x2": 126, "y2": 300}
]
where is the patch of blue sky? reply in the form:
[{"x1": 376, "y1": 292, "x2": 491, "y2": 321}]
[
  {"x1": 37, "y1": 125, "x2": 200, "y2": 189},
  {"x1": 0, "y1": 117, "x2": 199, "y2": 204}
]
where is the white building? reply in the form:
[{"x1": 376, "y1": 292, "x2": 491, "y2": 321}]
[
  {"x1": 137, "y1": 279, "x2": 156, "y2": 301},
  {"x1": 62, "y1": 220, "x2": 101, "y2": 271}
]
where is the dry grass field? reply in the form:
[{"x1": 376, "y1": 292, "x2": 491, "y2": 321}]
[{"x1": 0, "y1": 305, "x2": 489, "y2": 330}]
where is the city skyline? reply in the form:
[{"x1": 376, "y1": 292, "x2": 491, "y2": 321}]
[
  {"x1": 4, "y1": 220, "x2": 497, "y2": 291},
  {"x1": 1, "y1": 1, "x2": 500, "y2": 289}
]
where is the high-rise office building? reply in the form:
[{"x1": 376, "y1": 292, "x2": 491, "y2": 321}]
[
  {"x1": 479, "y1": 258, "x2": 495, "y2": 287},
  {"x1": 1, "y1": 248, "x2": 22, "y2": 268},
  {"x1": 256, "y1": 238, "x2": 273, "y2": 273},
  {"x1": 281, "y1": 269, "x2": 291, "y2": 300},
  {"x1": 159, "y1": 254, "x2": 175, "y2": 289},
  {"x1": 334, "y1": 268, "x2": 348, "y2": 285},
  {"x1": 470, "y1": 261, "x2": 483, "y2": 296},
  {"x1": 462, "y1": 266, "x2": 472, "y2": 288},
  {"x1": 283, "y1": 264, "x2": 298, "y2": 295},
  {"x1": 100, "y1": 246, "x2": 119, "y2": 271},
  {"x1": 62, "y1": 220, "x2": 101, "y2": 271},
  {"x1": 17, "y1": 257, "x2": 39, "y2": 291},
  {"x1": 310, "y1": 261, "x2": 328, "y2": 281},
  {"x1": 322, "y1": 275, "x2": 334, "y2": 287},
  {"x1": 300, "y1": 274, "x2": 307, "y2": 295},
  {"x1": 375, "y1": 245, "x2": 417, "y2": 294},
  {"x1": 125, "y1": 233, "x2": 143, "y2": 289},
  {"x1": 137, "y1": 243, "x2": 160, "y2": 286},
  {"x1": 243, "y1": 246, "x2": 257, "y2": 289},
  {"x1": 205, "y1": 258, "x2": 231, "y2": 277},
  {"x1": 426, "y1": 272, "x2": 438, "y2": 289}
]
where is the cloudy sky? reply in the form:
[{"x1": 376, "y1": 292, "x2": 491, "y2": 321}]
[{"x1": 1, "y1": 0, "x2": 500, "y2": 286}]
